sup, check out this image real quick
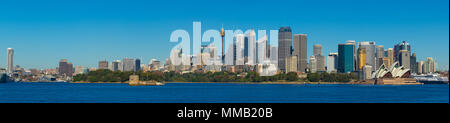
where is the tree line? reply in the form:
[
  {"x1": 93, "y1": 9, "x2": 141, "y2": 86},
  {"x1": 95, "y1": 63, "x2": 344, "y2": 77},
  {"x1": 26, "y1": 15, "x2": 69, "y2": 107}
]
[{"x1": 73, "y1": 69, "x2": 357, "y2": 83}]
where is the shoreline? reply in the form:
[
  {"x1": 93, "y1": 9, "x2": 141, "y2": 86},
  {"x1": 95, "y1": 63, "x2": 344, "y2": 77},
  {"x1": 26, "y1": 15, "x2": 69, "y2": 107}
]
[
  {"x1": 20, "y1": 81, "x2": 425, "y2": 85},
  {"x1": 69, "y1": 81, "x2": 373, "y2": 85}
]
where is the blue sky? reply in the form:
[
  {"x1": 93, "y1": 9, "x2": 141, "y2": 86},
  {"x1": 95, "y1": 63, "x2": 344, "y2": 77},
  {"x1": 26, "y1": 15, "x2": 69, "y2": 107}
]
[{"x1": 0, "y1": 0, "x2": 448, "y2": 70}]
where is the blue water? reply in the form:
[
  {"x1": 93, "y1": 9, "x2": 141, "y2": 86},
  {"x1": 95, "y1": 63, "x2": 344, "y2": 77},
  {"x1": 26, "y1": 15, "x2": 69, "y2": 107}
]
[{"x1": 0, "y1": 82, "x2": 448, "y2": 103}]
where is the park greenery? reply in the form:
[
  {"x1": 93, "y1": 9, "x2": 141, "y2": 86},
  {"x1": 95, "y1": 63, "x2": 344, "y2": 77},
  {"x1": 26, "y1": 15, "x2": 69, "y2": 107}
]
[{"x1": 73, "y1": 69, "x2": 357, "y2": 83}]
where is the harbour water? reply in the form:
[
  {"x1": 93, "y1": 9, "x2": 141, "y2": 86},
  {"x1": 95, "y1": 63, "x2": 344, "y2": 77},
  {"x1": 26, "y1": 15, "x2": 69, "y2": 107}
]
[{"x1": 0, "y1": 82, "x2": 448, "y2": 103}]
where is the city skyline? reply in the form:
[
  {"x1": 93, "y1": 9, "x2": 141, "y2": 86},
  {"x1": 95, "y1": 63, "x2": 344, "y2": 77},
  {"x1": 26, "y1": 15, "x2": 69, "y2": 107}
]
[{"x1": 0, "y1": 0, "x2": 448, "y2": 70}]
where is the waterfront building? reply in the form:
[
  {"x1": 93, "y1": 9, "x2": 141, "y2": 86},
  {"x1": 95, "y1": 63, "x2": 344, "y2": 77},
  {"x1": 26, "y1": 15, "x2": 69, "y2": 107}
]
[
  {"x1": 376, "y1": 45, "x2": 384, "y2": 69},
  {"x1": 358, "y1": 41, "x2": 376, "y2": 72},
  {"x1": 309, "y1": 55, "x2": 317, "y2": 73},
  {"x1": 278, "y1": 27, "x2": 292, "y2": 72},
  {"x1": 357, "y1": 47, "x2": 366, "y2": 71},
  {"x1": 74, "y1": 66, "x2": 84, "y2": 75},
  {"x1": 7, "y1": 48, "x2": 14, "y2": 74},
  {"x1": 362, "y1": 65, "x2": 373, "y2": 80},
  {"x1": 98, "y1": 61, "x2": 109, "y2": 70},
  {"x1": 326, "y1": 53, "x2": 338, "y2": 73},
  {"x1": 399, "y1": 50, "x2": 410, "y2": 69},
  {"x1": 58, "y1": 59, "x2": 73, "y2": 77},
  {"x1": 313, "y1": 44, "x2": 325, "y2": 72},
  {"x1": 338, "y1": 43, "x2": 354, "y2": 73},
  {"x1": 285, "y1": 56, "x2": 297, "y2": 73},
  {"x1": 417, "y1": 61, "x2": 423, "y2": 74},
  {"x1": 294, "y1": 34, "x2": 307, "y2": 73},
  {"x1": 423, "y1": 57, "x2": 436, "y2": 73}
]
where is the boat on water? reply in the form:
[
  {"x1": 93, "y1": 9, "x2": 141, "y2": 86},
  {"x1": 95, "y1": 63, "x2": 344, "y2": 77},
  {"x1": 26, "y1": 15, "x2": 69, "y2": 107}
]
[
  {"x1": 412, "y1": 73, "x2": 449, "y2": 84},
  {"x1": 0, "y1": 73, "x2": 13, "y2": 83}
]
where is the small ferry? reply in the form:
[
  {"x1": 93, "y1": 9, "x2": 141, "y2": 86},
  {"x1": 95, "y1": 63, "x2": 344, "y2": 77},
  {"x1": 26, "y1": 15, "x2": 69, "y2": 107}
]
[
  {"x1": 0, "y1": 73, "x2": 12, "y2": 83},
  {"x1": 412, "y1": 74, "x2": 449, "y2": 84}
]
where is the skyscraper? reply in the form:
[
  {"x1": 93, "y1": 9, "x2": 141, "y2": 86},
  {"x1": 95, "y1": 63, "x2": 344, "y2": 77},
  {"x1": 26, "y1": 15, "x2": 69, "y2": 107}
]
[
  {"x1": 135, "y1": 59, "x2": 141, "y2": 71},
  {"x1": 423, "y1": 57, "x2": 436, "y2": 74},
  {"x1": 399, "y1": 50, "x2": 410, "y2": 69},
  {"x1": 376, "y1": 45, "x2": 384, "y2": 69},
  {"x1": 111, "y1": 60, "x2": 120, "y2": 71},
  {"x1": 357, "y1": 47, "x2": 367, "y2": 71},
  {"x1": 278, "y1": 27, "x2": 292, "y2": 72},
  {"x1": 394, "y1": 41, "x2": 411, "y2": 62},
  {"x1": 346, "y1": 40, "x2": 356, "y2": 71},
  {"x1": 98, "y1": 61, "x2": 109, "y2": 70},
  {"x1": 417, "y1": 61, "x2": 423, "y2": 74},
  {"x1": 58, "y1": 59, "x2": 73, "y2": 77},
  {"x1": 285, "y1": 56, "x2": 297, "y2": 73},
  {"x1": 313, "y1": 44, "x2": 325, "y2": 72},
  {"x1": 338, "y1": 43, "x2": 354, "y2": 73},
  {"x1": 244, "y1": 29, "x2": 256, "y2": 65},
  {"x1": 7, "y1": 48, "x2": 14, "y2": 74},
  {"x1": 309, "y1": 55, "x2": 317, "y2": 73},
  {"x1": 326, "y1": 53, "x2": 338, "y2": 73},
  {"x1": 410, "y1": 53, "x2": 417, "y2": 74},
  {"x1": 358, "y1": 41, "x2": 376, "y2": 72},
  {"x1": 387, "y1": 48, "x2": 394, "y2": 67},
  {"x1": 122, "y1": 58, "x2": 136, "y2": 72},
  {"x1": 294, "y1": 34, "x2": 307, "y2": 73}
]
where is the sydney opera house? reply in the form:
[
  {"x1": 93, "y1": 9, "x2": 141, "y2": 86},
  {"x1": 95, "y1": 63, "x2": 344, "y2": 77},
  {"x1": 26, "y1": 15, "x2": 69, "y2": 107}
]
[
  {"x1": 373, "y1": 62, "x2": 419, "y2": 85},
  {"x1": 373, "y1": 62, "x2": 411, "y2": 79}
]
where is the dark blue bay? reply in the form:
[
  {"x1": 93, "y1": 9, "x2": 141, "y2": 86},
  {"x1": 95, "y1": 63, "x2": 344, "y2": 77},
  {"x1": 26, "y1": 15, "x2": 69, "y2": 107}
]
[{"x1": 0, "y1": 82, "x2": 448, "y2": 103}]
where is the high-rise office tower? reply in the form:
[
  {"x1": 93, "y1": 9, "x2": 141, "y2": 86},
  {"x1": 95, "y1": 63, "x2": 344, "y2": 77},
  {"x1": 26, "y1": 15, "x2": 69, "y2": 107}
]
[
  {"x1": 285, "y1": 56, "x2": 297, "y2": 73},
  {"x1": 313, "y1": 44, "x2": 325, "y2": 72},
  {"x1": 338, "y1": 43, "x2": 354, "y2": 73},
  {"x1": 399, "y1": 50, "x2": 410, "y2": 69},
  {"x1": 135, "y1": 59, "x2": 141, "y2": 71},
  {"x1": 98, "y1": 61, "x2": 109, "y2": 70},
  {"x1": 410, "y1": 53, "x2": 417, "y2": 74},
  {"x1": 362, "y1": 65, "x2": 373, "y2": 80},
  {"x1": 294, "y1": 34, "x2": 307, "y2": 73},
  {"x1": 270, "y1": 46, "x2": 278, "y2": 65},
  {"x1": 326, "y1": 53, "x2": 338, "y2": 73},
  {"x1": 58, "y1": 59, "x2": 73, "y2": 77},
  {"x1": 376, "y1": 45, "x2": 384, "y2": 69},
  {"x1": 357, "y1": 47, "x2": 367, "y2": 71},
  {"x1": 417, "y1": 61, "x2": 423, "y2": 74},
  {"x1": 309, "y1": 55, "x2": 317, "y2": 73},
  {"x1": 382, "y1": 57, "x2": 391, "y2": 68},
  {"x1": 256, "y1": 35, "x2": 268, "y2": 64},
  {"x1": 278, "y1": 27, "x2": 292, "y2": 72},
  {"x1": 313, "y1": 44, "x2": 322, "y2": 56},
  {"x1": 7, "y1": 48, "x2": 14, "y2": 74},
  {"x1": 386, "y1": 48, "x2": 394, "y2": 67},
  {"x1": 358, "y1": 41, "x2": 376, "y2": 72},
  {"x1": 346, "y1": 40, "x2": 356, "y2": 71},
  {"x1": 111, "y1": 60, "x2": 120, "y2": 71},
  {"x1": 122, "y1": 58, "x2": 136, "y2": 72},
  {"x1": 423, "y1": 57, "x2": 436, "y2": 73},
  {"x1": 394, "y1": 41, "x2": 411, "y2": 62},
  {"x1": 244, "y1": 29, "x2": 256, "y2": 65}
]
